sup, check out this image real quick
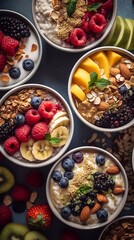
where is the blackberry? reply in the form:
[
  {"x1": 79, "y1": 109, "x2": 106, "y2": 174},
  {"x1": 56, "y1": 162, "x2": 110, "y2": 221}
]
[
  {"x1": 69, "y1": 202, "x2": 82, "y2": 216},
  {"x1": 0, "y1": 16, "x2": 30, "y2": 40},
  {"x1": 93, "y1": 172, "x2": 115, "y2": 193},
  {"x1": 0, "y1": 120, "x2": 15, "y2": 142}
]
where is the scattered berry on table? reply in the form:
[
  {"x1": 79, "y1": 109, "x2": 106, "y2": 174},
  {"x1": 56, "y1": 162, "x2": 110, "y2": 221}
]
[
  {"x1": 14, "y1": 114, "x2": 25, "y2": 127},
  {"x1": 4, "y1": 136, "x2": 20, "y2": 154},
  {"x1": 30, "y1": 96, "x2": 42, "y2": 109},
  {"x1": 15, "y1": 124, "x2": 31, "y2": 142},
  {"x1": 25, "y1": 109, "x2": 41, "y2": 126},
  {"x1": 52, "y1": 170, "x2": 62, "y2": 182},
  {"x1": 0, "y1": 53, "x2": 6, "y2": 72},
  {"x1": 26, "y1": 170, "x2": 44, "y2": 188},
  {"x1": 1, "y1": 35, "x2": 19, "y2": 56},
  {"x1": 31, "y1": 121, "x2": 49, "y2": 140},
  {"x1": 0, "y1": 30, "x2": 4, "y2": 44},
  {"x1": 9, "y1": 67, "x2": 21, "y2": 79},
  {"x1": 12, "y1": 200, "x2": 26, "y2": 213},
  {"x1": 59, "y1": 177, "x2": 69, "y2": 188},
  {"x1": 60, "y1": 229, "x2": 80, "y2": 240},
  {"x1": 62, "y1": 158, "x2": 74, "y2": 171},
  {"x1": 0, "y1": 205, "x2": 12, "y2": 227},
  {"x1": 12, "y1": 184, "x2": 31, "y2": 202},
  {"x1": 23, "y1": 59, "x2": 34, "y2": 71}
]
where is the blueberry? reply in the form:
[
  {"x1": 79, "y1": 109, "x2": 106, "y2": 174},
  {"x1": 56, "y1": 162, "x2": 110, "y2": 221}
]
[
  {"x1": 97, "y1": 209, "x2": 108, "y2": 222},
  {"x1": 23, "y1": 59, "x2": 34, "y2": 71},
  {"x1": 52, "y1": 170, "x2": 62, "y2": 182},
  {"x1": 64, "y1": 171, "x2": 74, "y2": 180},
  {"x1": 14, "y1": 114, "x2": 25, "y2": 126},
  {"x1": 31, "y1": 96, "x2": 42, "y2": 109},
  {"x1": 59, "y1": 177, "x2": 69, "y2": 188},
  {"x1": 60, "y1": 206, "x2": 71, "y2": 219},
  {"x1": 118, "y1": 85, "x2": 128, "y2": 95},
  {"x1": 9, "y1": 67, "x2": 21, "y2": 79},
  {"x1": 96, "y1": 155, "x2": 105, "y2": 166},
  {"x1": 62, "y1": 158, "x2": 74, "y2": 171},
  {"x1": 72, "y1": 151, "x2": 83, "y2": 163}
]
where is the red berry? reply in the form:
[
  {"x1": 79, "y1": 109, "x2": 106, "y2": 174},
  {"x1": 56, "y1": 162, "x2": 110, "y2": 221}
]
[
  {"x1": 89, "y1": 13, "x2": 106, "y2": 33},
  {"x1": 26, "y1": 170, "x2": 44, "y2": 188},
  {"x1": 12, "y1": 184, "x2": 31, "y2": 202},
  {"x1": 31, "y1": 122, "x2": 49, "y2": 140},
  {"x1": 60, "y1": 229, "x2": 80, "y2": 240},
  {"x1": 15, "y1": 124, "x2": 31, "y2": 142},
  {"x1": 38, "y1": 101, "x2": 57, "y2": 119},
  {"x1": 0, "y1": 31, "x2": 4, "y2": 44},
  {"x1": 25, "y1": 109, "x2": 41, "y2": 126},
  {"x1": 0, "y1": 205, "x2": 12, "y2": 227},
  {"x1": 1, "y1": 36, "x2": 19, "y2": 57},
  {"x1": 70, "y1": 28, "x2": 87, "y2": 47},
  {"x1": 4, "y1": 136, "x2": 20, "y2": 154},
  {"x1": 102, "y1": 0, "x2": 113, "y2": 12},
  {"x1": 0, "y1": 53, "x2": 6, "y2": 72}
]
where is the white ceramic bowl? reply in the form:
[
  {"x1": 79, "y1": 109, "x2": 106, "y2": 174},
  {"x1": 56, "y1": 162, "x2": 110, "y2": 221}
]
[
  {"x1": 98, "y1": 215, "x2": 134, "y2": 240},
  {"x1": 0, "y1": 9, "x2": 42, "y2": 91},
  {"x1": 0, "y1": 84, "x2": 74, "y2": 168},
  {"x1": 46, "y1": 146, "x2": 128, "y2": 230},
  {"x1": 68, "y1": 46, "x2": 134, "y2": 132},
  {"x1": 32, "y1": 0, "x2": 117, "y2": 53}
]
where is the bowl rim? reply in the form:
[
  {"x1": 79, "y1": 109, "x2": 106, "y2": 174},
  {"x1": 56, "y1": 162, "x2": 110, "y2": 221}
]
[
  {"x1": 132, "y1": 148, "x2": 134, "y2": 171},
  {"x1": 46, "y1": 146, "x2": 128, "y2": 230},
  {"x1": 32, "y1": 0, "x2": 117, "y2": 53},
  {"x1": 0, "y1": 9, "x2": 43, "y2": 91},
  {"x1": 98, "y1": 215, "x2": 134, "y2": 240},
  {"x1": 0, "y1": 83, "x2": 74, "y2": 168},
  {"x1": 68, "y1": 46, "x2": 134, "y2": 132}
]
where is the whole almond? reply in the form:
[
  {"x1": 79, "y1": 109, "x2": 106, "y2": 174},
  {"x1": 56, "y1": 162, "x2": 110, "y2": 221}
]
[
  {"x1": 106, "y1": 165, "x2": 120, "y2": 175},
  {"x1": 97, "y1": 102, "x2": 109, "y2": 111},
  {"x1": 110, "y1": 67, "x2": 120, "y2": 76},
  {"x1": 112, "y1": 187, "x2": 125, "y2": 195},
  {"x1": 80, "y1": 206, "x2": 90, "y2": 222},
  {"x1": 97, "y1": 194, "x2": 108, "y2": 203},
  {"x1": 119, "y1": 63, "x2": 131, "y2": 79},
  {"x1": 91, "y1": 203, "x2": 101, "y2": 214}
]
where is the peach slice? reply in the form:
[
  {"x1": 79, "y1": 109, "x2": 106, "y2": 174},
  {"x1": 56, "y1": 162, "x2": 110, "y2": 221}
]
[
  {"x1": 73, "y1": 68, "x2": 90, "y2": 91},
  {"x1": 71, "y1": 84, "x2": 86, "y2": 101},
  {"x1": 79, "y1": 57, "x2": 100, "y2": 77},
  {"x1": 91, "y1": 51, "x2": 110, "y2": 78},
  {"x1": 106, "y1": 50, "x2": 122, "y2": 67}
]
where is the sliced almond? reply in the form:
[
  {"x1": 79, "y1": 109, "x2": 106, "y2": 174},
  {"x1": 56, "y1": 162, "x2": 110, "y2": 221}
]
[
  {"x1": 94, "y1": 96, "x2": 101, "y2": 105},
  {"x1": 31, "y1": 43, "x2": 38, "y2": 52}
]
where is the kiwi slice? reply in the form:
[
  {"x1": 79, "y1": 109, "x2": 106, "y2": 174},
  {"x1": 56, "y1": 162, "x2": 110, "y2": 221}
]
[
  {"x1": 0, "y1": 166, "x2": 15, "y2": 193},
  {"x1": 0, "y1": 223, "x2": 29, "y2": 240},
  {"x1": 24, "y1": 231, "x2": 47, "y2": 240}
]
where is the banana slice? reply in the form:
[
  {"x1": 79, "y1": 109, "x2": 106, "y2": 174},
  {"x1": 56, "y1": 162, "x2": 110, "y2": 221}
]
[
  {"x1": 49, "y1": 116, "x2": 69, "y2": 132},
  {"x1": 32, "y1": 140, "x2": 53, "y2": 161},
  {"x1": 50, "y1": 111, "x2": 67, "y2": 124},
  {"x1": 20, "y1": 138, "x2": 35, "y2": 161},
  {"x1": 50, "y1": 126, "x2": 69, "y2": 147}
]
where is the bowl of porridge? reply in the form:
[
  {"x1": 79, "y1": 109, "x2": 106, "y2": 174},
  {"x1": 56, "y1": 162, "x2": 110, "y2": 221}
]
[
  {"x1": 99, "y1": 216, "x2": 134, "y2": 240},
  {"x1": 32, "y1": 0, "x2": 117, "y2": 52},
  {"x1": 68, "y1": 46, "x2": 134, "y2": 132},
  {"x1": 0, "y1": 9, "x2": 42, "y2": 90},
  {"x1": 0, "y1": 84, "x2": 74, "y2": 168},
  {"x1": 46, "y1": 146, "x2": 128, "y2": 229}
]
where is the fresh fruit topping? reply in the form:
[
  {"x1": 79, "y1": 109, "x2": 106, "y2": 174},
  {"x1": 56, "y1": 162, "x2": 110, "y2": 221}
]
[
  {"x1": 30, "y1": 96, "x2": 42, "y2": 109},
  {"x1": 60, "y1": 206, "x2": 71, "y2": 219},
  {"x1": 0, "y1": 166, "x2": 15, "y2": 194},
  {"x1": 69, "y1": 28, "x2": 87, "y2": 47},
  {"x1": 93, "y1": 172, "x2": 115, "y2": 192},
  {"x1": 49, "y1": 115, "x2": 69, "y2": 132},
  {"x1": 23, "y1": 59, "x2": 34, "y2": 71},
  {"x1": 62, "y1": 157, "x2": 74, "y2": 171},
  {"x1": 9, "y1": 67, "x2": 21, "y2": 79},
  {"x1": 25, "y1": 109, "x2": 41, "y2": 126},
  {"x1": 50, "y1": 126, "x2": 69, "y2": 147},
  {"x1": 15, "y1": 124, "x2": 31, "y2": 142},
  {"x1": 0, "y1": 223, "x2": 29, "y2": 240},
  {"x1": 0, "y1": 30, "x2": 4, "y2": 44},
  {"x1": 59, "y1": 177, "x2": 69, "y2": 188},
  {"x1": 0, "y1": 120, "x2": 15, "y2": 142},
  {"x1": 24, "y1": 231, "x2": 47, "y2": 240},
  {"x1": 0, "y1": 53, "x2": 6, "y2": 72},
  {"x1": 14, "y1": 114, "x2": 25, "y2": 126},
  {"x1": 96, "y1": 208, "x2": 108, "y2": 222},
  {"x1": 12, "y1": 201, "x2": 26, "y2": 213},
  {"x1": 26, "y1": 170, "x2": 44, "y2": 188},
  {"x1": 12, "y1": 184, "x2": 31, "y2": 202},
  {"x1": 31, "y1": 122, "x2": 48, "y2": 140},
  {"x1": 26, "y1": 204, "x2": 52, "y2": 228},
  {"x1": 0, "y1": 205, "x2": 12, "y2": 227},
  {"x1": 4, "y1": 136, "x2": 20, "y2": 154},
  {"x1": 72, "y1": 151, "x2": 84, "y2": 163},
  {"x1": 52, "y1": 170, "x2": 62, "y2": 182},
  {"x1": 38, "y1": 101, "x2": 57, "y2": 119},
  {"x1": 96, "y1": 155, "x2": 105, "y2": 166},
  {"x1": 64, "y1": 171, "x2": 74, "y2": 180},
  {"x1": 89, "y1": 13, "x2": 106, "y2": 33},
  {"x1": 32, "y1": 139, "x2": 53, "y2": 161},
  {"x1": 60, "y1": 229, "x2": 80, "y2": 240},
  {"x1": 20, "y1": 138, "x2": 35, "y2": 161},
  {"x1": 1, "y1": 35, "x2": 19, "y2": 56}
]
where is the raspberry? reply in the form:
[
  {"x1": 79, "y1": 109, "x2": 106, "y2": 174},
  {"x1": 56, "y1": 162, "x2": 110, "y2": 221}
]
[
  {"x1": 69, "y1": 28, "x2": 87, "y2": 47},
  {"x1": 15, "y1": 124, "x2": 31, "y2": 142},
  {"x1": 4, "y1": 136, "x2": 20, "y2": 154},
  {"x1": 0, "y1": 205, "x2": 12, "y2": 227},
  {"x1": 1, "y1": 35, "x2": 19, "y2": 57},
  {"x1": 31, "y1": 122, "x2": 49, "y2": 140},
  {"x1": 26, "y1": 170, "x2": 44, "y2": 188},
  {"x1": 0, "y1": 53, "x2": 6, "y2": 72},
  {"x1": 38, "y1": 101, "x2": 57, "y2": 119},
  {"x1": 12, "y1": 184, "x2": 31, "y2": 202},
  {"x1": 0, "y1": 30, "x2": 4, "y2": 44},
  {"x1": 25, "y1": 109, "x2": 41, "y2": 126},
  {"x1": 89, "y1": 13, "x2": 106, "y2": 33}
]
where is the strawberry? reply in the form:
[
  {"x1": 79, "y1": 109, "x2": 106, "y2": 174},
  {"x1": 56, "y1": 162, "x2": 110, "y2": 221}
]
[
  {"x1": 0, "y1": 53, "x2": 6, "y2": 72},
  {"x1": 26, "y1": 170, "x2": 44, "y2": 188},
  {"x1": 1, "y1": 35, "x2": 19, "y2": 57},
  {"x1": 12, "y1": 184, "x2": 31, "y2": 202},
  {"x1": 60, "y1": 229, "x2": 80, "y2": 240},
  {"x1": 0, "y1": 31, "x2": 4, "y2": 44},
  {"x1": 26, "y1": 204, "x2": 52, "y2": 228},
  {"x1": 0, "y1": 205, "x2": 12, "y2": 227}
]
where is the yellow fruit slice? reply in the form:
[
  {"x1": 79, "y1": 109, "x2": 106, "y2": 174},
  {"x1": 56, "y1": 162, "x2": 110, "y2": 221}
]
[
  {"x1": 79, "y1": 57, "x2": 100, "y2": 77},
  {"x1": 91, "y1": 51, "x2": 110, "y2": 78},
  {"x1": 73, "y1": 68, "x2": 90, "y2": 91},
  {"x1": 106, "y1": 50, "x2": 122, "y2": 67},
  {"x1": 71, "y1": 84, "x2": 86, "y2": 101}
]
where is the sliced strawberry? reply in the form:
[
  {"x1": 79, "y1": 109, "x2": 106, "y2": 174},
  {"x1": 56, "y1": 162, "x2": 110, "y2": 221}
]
[
  {"x1": 1, "y1": 36, "x2": 19, "y2": 57},
  {"x1": 0, "y1": 53, "x2": 6, "y2": 72},
  {"x1": 70, "y1": 28, "x2": 87, "y2": 47}
]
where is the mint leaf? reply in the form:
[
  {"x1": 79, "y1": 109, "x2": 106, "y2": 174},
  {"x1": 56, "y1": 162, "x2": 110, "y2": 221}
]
[
  {"x1": 95, "y1": 78, "x2": 111, "y2": 88},
  {"x1": 66, "y1": 0, "x2": 78, "y2": 17},
  {"x1": 88, "y1": 72, "x2": 98, "y2": 88},
  {"x1": 45, "y1": 133, "x2": 61, "y2": 145},
  {"x1": 87, "y1": 3, "x2": 102, "y2": 12}
]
